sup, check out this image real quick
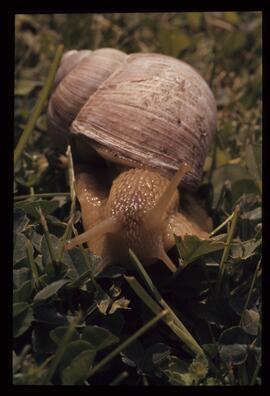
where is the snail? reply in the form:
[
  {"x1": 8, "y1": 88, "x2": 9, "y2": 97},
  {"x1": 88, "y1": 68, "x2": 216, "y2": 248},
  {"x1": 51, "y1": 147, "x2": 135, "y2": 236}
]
[{"x1": 47, "y1": 48, "x2": 216, "y2": 273}]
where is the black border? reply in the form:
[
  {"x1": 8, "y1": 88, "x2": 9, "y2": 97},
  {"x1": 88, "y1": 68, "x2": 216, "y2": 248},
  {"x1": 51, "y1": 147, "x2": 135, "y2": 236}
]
[{"x1": 2, "y1": 0, "x2": 269, "y2": 391}]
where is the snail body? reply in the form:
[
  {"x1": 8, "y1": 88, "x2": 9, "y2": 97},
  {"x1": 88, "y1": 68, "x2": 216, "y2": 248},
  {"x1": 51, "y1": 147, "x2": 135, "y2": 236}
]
[{"x1": 48, "y1": 48, "x2": 216, "y2": 272}]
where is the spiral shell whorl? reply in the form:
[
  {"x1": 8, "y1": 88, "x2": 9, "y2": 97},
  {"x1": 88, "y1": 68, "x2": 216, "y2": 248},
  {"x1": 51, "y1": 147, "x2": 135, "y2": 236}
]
[
  {"x1": 47, "y1": 48, "x2": 127, "y2": 145},
  {"x1": 53, "y1": 49, "x2": 92, "y2": 88}
]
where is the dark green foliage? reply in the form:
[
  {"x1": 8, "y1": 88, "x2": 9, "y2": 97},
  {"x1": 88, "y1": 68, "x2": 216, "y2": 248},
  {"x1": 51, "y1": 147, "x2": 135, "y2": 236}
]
[{"x1": 14, "y1": 12, "x2": 261, "y2": 386}]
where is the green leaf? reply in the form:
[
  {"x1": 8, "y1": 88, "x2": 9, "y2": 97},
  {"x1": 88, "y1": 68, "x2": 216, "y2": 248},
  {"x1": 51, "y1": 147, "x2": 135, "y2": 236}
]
[
  {"x1": 161, "y1": 356, "x2": 194, "y2": 386},
  {"x1": 224, "y1": 31, "x2": 246, "y2": 55},
  {"x1": 219, "y1": 344, "x2": 248, "y2": 366},
  {"x1": 41, "y1": 233, "x2": 73, "y2": 272},
  {"x1": 50, "y1": 326, "x2": 80, "y2": 345},
  {"x1": 224, "y1": 12, "x2": 240, "y2": 25},
  {"x1": 61, "y1": 349, "x2": 96, "y2": 385},
  {"x1": 206, "y1": 377, "x2": 223, "y2": 386},
  {"x1": 82, "y1": 325, "x2": 119, "y2": 351},
  {"x1": 202, "y1": 344, "x2": 218, "y2": 359},
  {"x1": 13, "y1": 302, "x2": 33, "y2": 338},
  {"x1": 100, "y1": 311, "x2": 125, "y2": 336},
  {"x1": 34, "y1": 279, "x2": 70, "y2": 302},
  {"x1": 97, "y1": 265, "x2": 126, "y2": 279},
  {"x1": 231, "y1": 239, "x2": 261, "y2": 260},
  {"x1": 121, "y1": 341, "x2": 145, "y2": 368},
  {"x1": 15, "y1": 199, "x2": 59, "y2": 219},
  {"x1": 241, "y1": 207, "x2": 261, "y2": 222},
  {"x1": 67, "y1": 247, "x2": 90, "y2": 279},
  {"x1": 95, "y1": 289, "x2": 111, "y2": 315},
  {"x1": 186, "y1": 12, "x2": 202, "y2": 29},
  {"x1": 218, "y1": 326, "x2": 251, "y2": 345},
  {"x1": 231, "y1": 179, "x2": 259, "y2": 204},
  {"x1": 218, "y1": 326, "x2": 250, "y2": 365},
  {"x1": 14, "y1": 208, "x2": 29, "y2": 235},
  {"x1": 229, "y1": 294, "x2": 258, "y2": 316},
  {"x1": 13, "y1": 350, "x2": 21, "y2": 374},
  {"x1": 175, "y1": 235, "x2": 225, "y2": 266},
  {"x1": 32, "y1": 324, "x2": 59, "y2": 355},
  {"x1": 36, "y1": 114, "x2": 48, "y2": 132},
  {"x1": 34, "y1": 305, "x2": 69, "y2": 326},
  {"x1": 15, "y1": 79, "x2": 42, "y2": 96},
  {"x1": 27, "y1": 228, "x2": 43, "y2": 253},
  {"x1": 194, "y1": 298, "x2": 238, "y2": 326},
  {"x1": 109, "y1": 297, "x2": 130, "y2": 314},
  {"x1": 216, "y1": 148, "x2": 231, "y2": 167},
  {"x1": 58, "y1": 340, "x2": 95, "y2": 374},
  {"x1": 13, "y1": 268, "x2": 31, "y2": 289},
  {"x1": 241, "y1": 309, "x2": 260, "y2": 336},
  {"x1": 158, "y1": 27, "x2": 191, "y2": 57},
  {"x1": 189, "y1": 355, "x2": 208, "y2": 383},
  {"x1": 13, "y1": 280, "x2": 33, "y2": 303},
  {"x1": 13, "y1": 233, "x2": 30, "y2": 264},
  {"x1": 211, "y1": 164, "x2": 258, "y2": 207},
  {"x1": 142, "y1": 343, "x2": 171, "y2": 372},
  {"x1": 245, "y1": 143, "x2": 262, "y2": 192}
]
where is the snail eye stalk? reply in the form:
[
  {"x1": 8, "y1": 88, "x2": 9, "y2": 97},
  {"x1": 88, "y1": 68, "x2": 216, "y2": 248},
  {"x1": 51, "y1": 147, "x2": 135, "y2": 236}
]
[
  {"x1": 144, "y1": 163, "x2": 192, "y2": 231},
  {"x1": 65, "y1": 217, "x2": 119, "y2": 250}
]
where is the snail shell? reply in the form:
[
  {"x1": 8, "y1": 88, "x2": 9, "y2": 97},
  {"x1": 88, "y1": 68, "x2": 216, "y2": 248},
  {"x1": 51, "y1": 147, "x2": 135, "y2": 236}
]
[
  {"x1": 48, "y1": 49, "x2": 216, "y2": 190},
  {"x1": 48, "y1": 48, "x2": 217, "y2": 272},
  {"x1": 47, "y1": 48, "x2": 127, "y2": 146}
]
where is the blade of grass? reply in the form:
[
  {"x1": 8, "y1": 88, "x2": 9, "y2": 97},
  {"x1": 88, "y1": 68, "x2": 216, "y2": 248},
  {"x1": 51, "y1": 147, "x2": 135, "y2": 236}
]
[
  {"x1": 109, "y1": 371, "x2": 129, "y2": 386},
  {"x1": 214, "y1": 180, "x2": 231, "y2": 211},
  {"x1": 38, "y1": 207, "x2": 56, "y2": 263},
  {"x1": 63, "y1": 148, "x2": 108, "y2": 295},
  {"x1": 124, "y1": 275, "x2": 164, "y2": 316},
  {"x1": 14, "y1": 192, "x2": 70, "y2": 201},
  {"x1": 209, "y1": 44, "x2": 217, "y2": 90},
  {"x1": 66, "y1": 145, "x2": 76, "y2": 219},
  {"x1": 14, "y1": 44, "x2": 64, "y2": 167},
  {"x1": 70, "y1": 225, "x2": 107, "y2": 296},
  {"x1": 26, "y1": 239, "x2": 41, "y2": 290},
  {"x1": 88, "y1": 309, "x2": 168, "y2": 378},
  {"x1": 129, "y1": 250, "x2": 204, "y2": 357},
  {"x1": 125, "y1": 275, "x2": 203, "y2": 357},
  {"x1": 239, "y1": 258, "x2": 261, "y2": 326},
  {"x1": 215, "y1": 204, "x2": 240, "y2": 298},
  {"x1": 128, "y1": 254, "x2": 226, "y2": 382},
  {"x1": 56, "y1": 146, "x2": 77, "y2": 263},
  {"x1": 43, "y1": 311, "x2": 82, "y2": 384},
  {"x1": 56, "y1": 215, "x2": 74, "y2": 263},
  {"x1": 238, "y1": 363, "x2": 249, "y2": 385},
  {"x1": 250, "y1": 314, "x2": 261, "y2": 386},
  {"x1": 67, "y1": 268, "x2": 96, "y2": 290},
  {"x1": 209, "y1": 211, "x2": 234, "y2": 237},
  {"x1": 207, "y1": 135, "x2": 218, "y2": 185},
  {"x1": 250, "y1": 348, "x2": 261, "y2": 385}
]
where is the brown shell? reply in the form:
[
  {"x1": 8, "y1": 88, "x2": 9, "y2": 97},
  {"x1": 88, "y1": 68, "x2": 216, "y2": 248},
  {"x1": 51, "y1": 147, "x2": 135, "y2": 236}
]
[
  {"x1": 71, "y1": 52, "x2": 216, "y2": 190},
  {"x1": 47, "y1": 48, "x2": 127, "y2": 146},
  {"x1": 53, "y1": 49, "x2": 92, "y2": 88}
]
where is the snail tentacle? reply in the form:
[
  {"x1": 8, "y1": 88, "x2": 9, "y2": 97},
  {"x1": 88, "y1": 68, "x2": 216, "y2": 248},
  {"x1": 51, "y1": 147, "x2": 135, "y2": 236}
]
[
  {"x1": 65, "y1": 217, "x2": 119, "y2": 251},
  {"x1": 144, "y1": 162, "x2": 192, "y2": 231}
]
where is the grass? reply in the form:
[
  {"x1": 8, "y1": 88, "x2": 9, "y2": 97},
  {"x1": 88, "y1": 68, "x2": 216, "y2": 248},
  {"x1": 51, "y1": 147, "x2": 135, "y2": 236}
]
[
  {"x1": 13, "y1": 12, "x2": 262, "y2": 386},
  {"x1": 14, "y1": 44, "x2": 64, "y2": 167}
]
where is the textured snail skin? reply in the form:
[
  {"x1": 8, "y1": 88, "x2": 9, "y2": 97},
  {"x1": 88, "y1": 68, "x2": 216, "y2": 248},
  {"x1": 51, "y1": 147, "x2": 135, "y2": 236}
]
[
  {"x1": 67, "y1": 164, "x2": 210, "y2": 273},
  {"x1": 74, "y1": 166, "x2": 109, "y2": 258}
]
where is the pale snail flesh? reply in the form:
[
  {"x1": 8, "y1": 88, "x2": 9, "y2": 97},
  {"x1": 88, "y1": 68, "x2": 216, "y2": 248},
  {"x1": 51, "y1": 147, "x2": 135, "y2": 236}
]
[{"x1": 47, "y1": 48, "x2": 216, "y2": 272}]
